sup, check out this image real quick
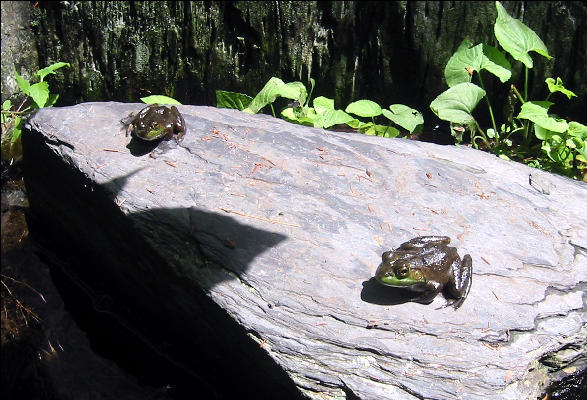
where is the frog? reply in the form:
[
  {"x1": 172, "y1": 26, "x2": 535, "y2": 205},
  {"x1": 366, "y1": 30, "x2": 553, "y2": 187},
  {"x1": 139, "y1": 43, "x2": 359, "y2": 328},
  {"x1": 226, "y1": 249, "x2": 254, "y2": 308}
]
[
  {"x1": 375, "y1": 236, "x2": 472, "y2": 309},
  {"x1": 123, "y1": 103, "x2": 186, "y2": 143}
]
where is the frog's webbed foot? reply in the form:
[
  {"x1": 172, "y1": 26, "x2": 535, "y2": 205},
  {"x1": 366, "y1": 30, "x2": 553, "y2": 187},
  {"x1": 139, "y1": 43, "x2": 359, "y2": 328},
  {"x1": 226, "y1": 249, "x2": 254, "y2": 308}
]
[{"x1": 436, "y1": 296, "x2": 466, "y2": 310}]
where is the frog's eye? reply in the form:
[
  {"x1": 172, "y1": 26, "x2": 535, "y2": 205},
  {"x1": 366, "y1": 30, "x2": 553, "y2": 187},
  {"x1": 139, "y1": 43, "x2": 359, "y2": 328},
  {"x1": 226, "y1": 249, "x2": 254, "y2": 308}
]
[
  {"x1": 151, "y1": 121, "x2": 161, "y2": 129},
  {"x1": 395, "y1": 263, "x2": 410, "y2": 278}
]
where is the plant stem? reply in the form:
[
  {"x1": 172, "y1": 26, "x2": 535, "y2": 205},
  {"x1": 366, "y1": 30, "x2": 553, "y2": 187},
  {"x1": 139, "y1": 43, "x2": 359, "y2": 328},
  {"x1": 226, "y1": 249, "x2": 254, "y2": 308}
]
[
  {"x1": 472, "y1": 121, "x2": 490, "y2": 149},
  {"x1": 510, "y1": 85, "x2": 525, "y2": 104},
  {"x1": 524, "y1": 67, "x2": 529, "y2": 102},
  {"x1": 477, "y1": 72, "x2": 498, "y2": 146}
]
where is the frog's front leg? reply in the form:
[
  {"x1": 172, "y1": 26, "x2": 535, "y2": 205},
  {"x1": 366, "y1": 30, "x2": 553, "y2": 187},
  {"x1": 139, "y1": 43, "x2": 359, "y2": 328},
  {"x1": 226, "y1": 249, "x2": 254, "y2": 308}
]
[
  {"x1": 411, "y1": 281, "x2": 443, "y2": 305},
  {"x1": 148, "y1": 140, "x2": 178, "y2": 159},
  {"x1": 445, "y1": 254, "x2": 472, "y2": 309}
]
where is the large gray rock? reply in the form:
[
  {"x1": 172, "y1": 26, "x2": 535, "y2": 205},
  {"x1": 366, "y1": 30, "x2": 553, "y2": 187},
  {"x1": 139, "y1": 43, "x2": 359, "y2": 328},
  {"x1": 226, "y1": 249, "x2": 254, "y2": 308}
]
[{"x1": 23, "y1": 102, "x2": 586, "y2": 399}]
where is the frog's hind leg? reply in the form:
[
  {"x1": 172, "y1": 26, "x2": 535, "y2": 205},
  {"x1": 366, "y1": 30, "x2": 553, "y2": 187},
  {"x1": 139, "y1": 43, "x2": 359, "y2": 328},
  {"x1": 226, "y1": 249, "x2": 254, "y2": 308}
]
[
  {"x1": 400, "y1": 236, "x2": 450, "y2": 249},
  {"x1": 444, "y1": 254, "x2": 472, "y2": 309}
]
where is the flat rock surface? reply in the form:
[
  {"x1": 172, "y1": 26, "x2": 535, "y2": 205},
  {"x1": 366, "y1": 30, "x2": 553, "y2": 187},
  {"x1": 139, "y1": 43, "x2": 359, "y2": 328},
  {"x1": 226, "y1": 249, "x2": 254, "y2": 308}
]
[{"x1": 24, "y1": 102, "x2": 586, "y2": 399}]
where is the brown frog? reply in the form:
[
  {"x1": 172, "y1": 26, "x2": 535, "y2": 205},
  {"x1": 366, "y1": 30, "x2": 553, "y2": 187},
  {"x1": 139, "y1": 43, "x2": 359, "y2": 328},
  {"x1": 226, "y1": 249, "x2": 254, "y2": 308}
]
[
  {"x1": 124, "y1": 103, "x2": 186, "y2": 142},
  {"x1": 375, "y1": 236, "x2": 472, "y2": 309}
]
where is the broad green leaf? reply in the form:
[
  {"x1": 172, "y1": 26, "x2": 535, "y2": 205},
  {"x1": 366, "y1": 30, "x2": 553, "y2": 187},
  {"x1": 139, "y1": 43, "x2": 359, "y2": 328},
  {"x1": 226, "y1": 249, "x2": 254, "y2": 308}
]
[
  {"x1": 29, "y1": 81, "x2": 50, "y2": 108},
  {"x1": 313, "y1": 96, "x2": 334, "y2": 114},
  {"x1": 534, "y1": 125, "x2": 554, "y2": 140},
  {"x1": 281, "y1": 107, "x2": 316, "y2": 126},
  {"x1": 2, "y1": 100, "x2": 11, "y2": 111},
  {"x1": 216, "y1": 90, "x2": 252, "y2": 110},
  {"x1": 445, "y1": 39, "x2": 511, "y2": 86},
  {"x1": 353, "y1": 121, "x2": 374, "y2": 131},
  {"x1": 345, "y1": 100, "x2": 382, "y2": 118},
  {"x1": 494, "y1": 1, "x2": 551, "y2": 68},
  {"x1": 280, "y1": 107, "x2": 296, "y2": 120},
  {"x1": 345, "y1": 119, "x2": 362, "y2": 129},
  {"x1": 318, "y1": 109, "x2": 354, "y2": 128},
  {"x1": 243, "y1": 77, "x2": 307, "y2": 114},
  {"x1": 362, "y1": 124, "x2": 379, "y2": 136},
  {"x1": 380, "y1": 126, "x2": 401, "y2": 138},
  {"x1": 481, "y1": 45, "x2": 512, "y2": 81},
  {"x1": 359, "y1": 124, "x2": 393, "y2": 136},
  {"x1": 430, "y1": 82, "x2": 486, "y2": 125},
  {"x1": 141, "y1": 95, "x2": 181, "y2": 105},
  {"x1": 545, "y1": 77, "x2": 577, "y2": 99},
  {"x1": 381, "y1": 104, "x2": 424, "y2": 133},
  {"x1": 530, "y1": 100, "x2": 553, "y2": 110},
  {"x1": 280, "y1": 81, "x2": 308, "y2": 105},
  {"x1": 36, "y1": 62, "x2": 70, "y2": 81},
  {"x1": 244, "y1": 77, "x2": 285, "y2": 113},
  {"x1": 568, "y1": 121, "x2": 586, "y2": 139},
  {"x1": 517, "y1": 102, "x2": 568, "y2": 133},
  {"x1": 46, "y1": 93, "x2": 60, "y2": 108},
  {"x1": 14, "y1": 67, "x2": 30, "y2": 95}
]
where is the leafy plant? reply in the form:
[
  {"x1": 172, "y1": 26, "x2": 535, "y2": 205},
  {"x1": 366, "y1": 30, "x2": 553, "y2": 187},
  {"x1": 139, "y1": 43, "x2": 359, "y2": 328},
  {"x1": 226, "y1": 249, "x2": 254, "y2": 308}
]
[
  {"x1": 217, "y1": 77, "x2": 423, "y2": 137},
  {"x1": 430, "y1": 1, "x2": 585, "y2": 179},
  {"x1": 1, "y1": 62, "x2": 70, "y2": 162},
  {"x1": 140, "y1": 95, "x2": 182, "y2": 105}
]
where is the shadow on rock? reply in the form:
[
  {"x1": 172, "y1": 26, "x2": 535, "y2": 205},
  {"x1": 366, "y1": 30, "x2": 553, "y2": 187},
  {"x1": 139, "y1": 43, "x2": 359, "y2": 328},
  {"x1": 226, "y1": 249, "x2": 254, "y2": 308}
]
[
  {"x1": 125, "y1": 137, "x2": 159, "y2": 156},
  {"x1": 360, "y1": 277, "x2": 416, "y2": 306}
]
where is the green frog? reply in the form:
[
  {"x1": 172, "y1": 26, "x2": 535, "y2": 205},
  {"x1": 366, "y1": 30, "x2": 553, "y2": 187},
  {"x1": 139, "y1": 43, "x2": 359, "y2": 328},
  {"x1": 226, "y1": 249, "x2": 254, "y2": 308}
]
[
  {"x1": 375, "y1": 236, "x2": 472, "y2": 309},
  {"x1": 124, "y1": 103, "x2": 186, "y2": 142}
]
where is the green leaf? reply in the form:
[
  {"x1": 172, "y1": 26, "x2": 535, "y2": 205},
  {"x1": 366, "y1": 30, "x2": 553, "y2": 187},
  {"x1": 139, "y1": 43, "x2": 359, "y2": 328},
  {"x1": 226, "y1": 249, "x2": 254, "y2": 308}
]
[
  {"x1": 29, "y1": 81, "x2": 50, "y2": 108},
  {"x1": 517, "y1": 102, "x2": 568, "y2": 133},
  {"x1": 14, "y1": 67, "x2": 30, "y2": 95},
  {"x1": 430, "y1": 82, "x2": 486, "y2": 125},
  {"x1": 381, "y1": 104, "x2": 424, "y2": 133},
  {"x1": 36, "y1": 62, "x2": 70, "y2": 81},
  {"x1": 545, "y1": 77, "x2": 577, "y2": 99},
  {"x1": 243, "y1": 77, "x2": 307, "y2": 114},
  {"x1": 568, "y1": 121, "x2": 587, "y2": 139},
  {"x1": 444, "y1": 39, "x2": 511, "y2": 86},
  {"x1": 11, "y1": 117, "x2": 23, "y2": 143},
  {"x1": 313, "y1": 96, "x2": 334, "y2": 114},
  {"x1": 2, "y1": 100, "x2": 11, "y2": 111},
  {"x1": 280, "y1": 81, "x2": 308, "y2": 105},
  {"x1": 46, "y1": 93, "x2": 60, "y2": 108},
  {"x1": 317, "y1": 109, "x2": 354, "y2": 128},
  {"x1": 358, "y1": 123, "x2": 394, "y2": 136},
  {"x1": 345, "y1": 119, "x2": 362, "y2": 129},
  {"x1": 351, "y1": 121, "x2": 374, "y2": 131},
  {"x1": 494, "y1": 1, "x2": 551, "y2": 68},
  {"x1": 216, "y1": 90, "x2": 253, "y2": 110},
  {"x1": 281, "y1": 107, "x2": 317, "y2": 126},
  {"x1": 534, "y1": 125, "x2": 554, "y2": 141},
  {"x1": 140, "y1": 95, "x2": 181, "y2": 105},
  {"x1": 380, "y1": 126, "x2": 401, "y2": 138},
  {"x1": 345, "y1": 100, "x2": 382, "y2": 118}
]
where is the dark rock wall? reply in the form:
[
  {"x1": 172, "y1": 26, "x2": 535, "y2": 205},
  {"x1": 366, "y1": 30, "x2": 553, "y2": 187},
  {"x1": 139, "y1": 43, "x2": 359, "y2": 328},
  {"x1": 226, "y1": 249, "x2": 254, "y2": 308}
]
[{"x1": 9, "y1": 2, "x2": 587, "y2": 124}]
